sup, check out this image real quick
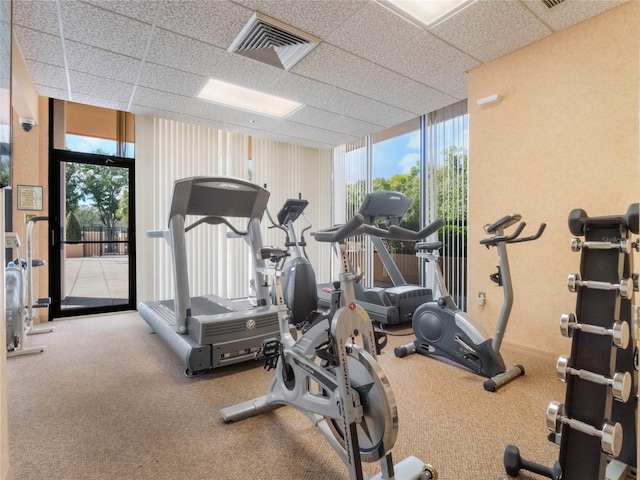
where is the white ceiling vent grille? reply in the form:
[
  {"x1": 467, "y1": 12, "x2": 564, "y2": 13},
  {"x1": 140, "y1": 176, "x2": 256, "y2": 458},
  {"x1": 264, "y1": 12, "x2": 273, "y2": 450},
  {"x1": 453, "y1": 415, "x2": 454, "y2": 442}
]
[
  {"x1": 228, "y1": 12, "x2": 320, "y2": 71},
  {"x1": 541, "y1": 0, "x2": 566, "y2": 8}
]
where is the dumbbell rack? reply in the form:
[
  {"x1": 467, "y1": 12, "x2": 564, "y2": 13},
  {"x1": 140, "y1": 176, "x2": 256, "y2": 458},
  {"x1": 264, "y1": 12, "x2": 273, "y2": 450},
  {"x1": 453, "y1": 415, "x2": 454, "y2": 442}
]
[{"x1": 503, "y1": 204, "x2": 638, "y2": 480}]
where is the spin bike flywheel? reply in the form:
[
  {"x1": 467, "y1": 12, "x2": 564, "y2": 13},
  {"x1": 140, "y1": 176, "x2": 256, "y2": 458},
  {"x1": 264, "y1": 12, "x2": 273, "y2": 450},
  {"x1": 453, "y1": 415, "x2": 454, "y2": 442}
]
[{"x1": 326, "y1": 344, "x2": 398, "y2": 463}]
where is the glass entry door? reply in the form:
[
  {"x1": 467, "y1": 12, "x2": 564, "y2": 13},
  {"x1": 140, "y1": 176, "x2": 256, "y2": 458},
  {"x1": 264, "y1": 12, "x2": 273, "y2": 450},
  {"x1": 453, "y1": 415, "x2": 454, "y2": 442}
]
[{"x1": 49, "y1": 149, "x2": 135, "y2": 318}]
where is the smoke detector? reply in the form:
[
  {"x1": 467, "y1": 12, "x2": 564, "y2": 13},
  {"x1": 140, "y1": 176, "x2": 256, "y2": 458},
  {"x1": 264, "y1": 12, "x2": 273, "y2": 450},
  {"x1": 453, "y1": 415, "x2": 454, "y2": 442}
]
[{"x1": 228, "y1": 12, "x2": 320, "y2": 71}]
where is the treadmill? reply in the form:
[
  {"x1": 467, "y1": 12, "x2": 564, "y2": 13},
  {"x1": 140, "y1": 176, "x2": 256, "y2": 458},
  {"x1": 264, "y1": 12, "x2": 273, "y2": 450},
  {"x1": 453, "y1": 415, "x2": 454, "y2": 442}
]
[
  {"x1": 318, "y1": 191, "x2": 441, "y2": 325},
  {"x1": 138, "y1": 176, "x2": 280, "y2": 376}
]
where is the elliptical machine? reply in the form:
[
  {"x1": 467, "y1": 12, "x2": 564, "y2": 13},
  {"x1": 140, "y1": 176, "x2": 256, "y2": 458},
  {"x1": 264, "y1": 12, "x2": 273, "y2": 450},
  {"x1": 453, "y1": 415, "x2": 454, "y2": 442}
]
[
  {"x1": 266, "y1": 197, "x2": 327, "y2": 327},
  {"x1": 395, "y1": 214, "x2": 545, "y2": 392},
  {"x1": 220, "y1": 213, "x2": 436, "y2": 480}
]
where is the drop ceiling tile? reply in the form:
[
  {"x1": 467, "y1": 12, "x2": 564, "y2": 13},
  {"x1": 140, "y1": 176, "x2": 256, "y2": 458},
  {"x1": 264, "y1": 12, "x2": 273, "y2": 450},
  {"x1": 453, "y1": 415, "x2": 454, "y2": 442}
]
[
  {"x1": 157, "y1": 1, "x2": 251, "y2": 49},
  {"x1": 386, "y1": 80, "x2": 458, "y2": 116},
  {"x1": 379, "y1": 32, "x2": 480, "y2": 82},
  {"x1": 13, "y1": 0, "x2": 59, "y2": 34},
  {"x1": 66, "y1": 41, "x2": 142, "y2": 83},
  {"x1": 236, "y1": 0, "x2": 368, "y2": 38},
  {"x1": 325, "y1": 1, "x2": 422, "y2": 61},
  {"x1": 291, "y1": 43, "x2": 407, "y2": 102},
  {"x1": 180, "y1": 97, "x2": 269, "y2": 126},
  {"x1": 70, "y1": 93, "x2": 129, "y2": 112},
  {"x1": 146, "y1": 28, "x2": 227, "y2": 76},
  {"x1": 132, "y1": 105, "x2": 192, "y2": 124},
  {"x1": 209, "y1": 54, "x2": 288, "y2": 92},
  {"x1": 351, "y1": 100, "x2": 416, "y2": 128},
  {"x1": 521, "y1": 0, "x2": 627, "y2": 31},
  {"x1": 132, "y1": 86, "x2": 191, "y2": 111},
  {"x1": 13, "y1": 27, "x2": 64, "y2": 66},
  {"x1": 34, "y1": 85, "x2": 69, "y2": 101},
  {"x1": 431, "y1": 0, "x2": 542, "y2": 52},
  {"x1": 138, "y1": 63, "x2": 206, "y2": 97},
  {"x1": 23, "y1": 60, "x2": 68, "y2": 91},
  {"x1": 68, "y1": 71, "x2": 133, "y2": 103},
  {"x1": 416, "y1": 64, "x2": 469, "y2": 99},
  {"x1": 286, "y1": 106, "x2": 380, "y2": 136},
  {"x1": 81, "y1": 0, "x2": 160, "y2": 24},
  {"x1": 60, "y1": 0, "x2": 151, "y2": 58},
  {"x1": 471, "y1": 21, "x2": 551, "y2": 62},
  {"x1": 264, "y1": 74, "x2": 370, "y2": 117}
]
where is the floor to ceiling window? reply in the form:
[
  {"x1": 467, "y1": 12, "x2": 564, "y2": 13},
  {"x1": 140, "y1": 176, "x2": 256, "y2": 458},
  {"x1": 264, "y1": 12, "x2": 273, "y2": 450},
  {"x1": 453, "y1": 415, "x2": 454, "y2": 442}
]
[
  {"x1": 423, "y1": 100, "x2": 468, "y2": 309},
  {"x1": 372, "y1": 118, "x2": 420, "y2": 288},
  {"x1": 333, "y1": 100, "x2": 468, "y2": 311}
]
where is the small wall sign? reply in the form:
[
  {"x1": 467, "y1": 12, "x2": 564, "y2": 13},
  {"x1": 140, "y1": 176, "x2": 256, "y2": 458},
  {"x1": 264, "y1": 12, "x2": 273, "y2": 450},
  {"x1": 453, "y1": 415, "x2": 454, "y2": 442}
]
[{"x1": 17, "y1": 185, "x2": 43, "y2": 211}]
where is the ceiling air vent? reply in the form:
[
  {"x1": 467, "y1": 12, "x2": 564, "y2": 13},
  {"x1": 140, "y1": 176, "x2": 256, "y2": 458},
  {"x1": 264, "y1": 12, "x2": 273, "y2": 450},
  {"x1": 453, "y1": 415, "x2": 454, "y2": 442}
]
[
  {"x1": 228, "y1": 12, "x2": 320, "y2": 71},
  {"x1": 541, "y1": 0, "x2": 565, "y2": 8}
]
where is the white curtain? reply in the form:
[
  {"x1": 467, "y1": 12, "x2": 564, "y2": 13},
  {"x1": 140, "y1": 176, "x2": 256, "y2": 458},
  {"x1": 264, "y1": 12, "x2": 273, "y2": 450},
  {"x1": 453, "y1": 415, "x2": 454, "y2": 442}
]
[
  {"x1": 424, "y1": 100, "x2": 469, "y2": 309},
  {"x1": 251, "y1": 137, "x2": 333, "y2": 284},
  {"x1": 135, "y1": 116, "x2": 250, "y2": 303},
  {"x1": 135, "y1": 117, "x2": 334, "y2": 304}
]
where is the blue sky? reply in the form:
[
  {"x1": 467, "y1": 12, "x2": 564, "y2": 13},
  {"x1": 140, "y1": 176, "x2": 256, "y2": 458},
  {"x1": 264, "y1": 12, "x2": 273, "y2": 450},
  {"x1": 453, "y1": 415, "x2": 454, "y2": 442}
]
[{"x1": 373, "y1": 130, "x2": 420, "y2": 179}]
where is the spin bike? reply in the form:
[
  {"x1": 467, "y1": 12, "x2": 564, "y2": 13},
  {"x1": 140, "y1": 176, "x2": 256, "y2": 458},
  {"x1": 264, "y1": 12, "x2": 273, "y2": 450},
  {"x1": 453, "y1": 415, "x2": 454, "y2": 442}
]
[
  {"x1": 220, "y1": 214, "x2": 436, "y2": 480},
  {"x1": 395, "y1": 214, "x2": 545, "y2": 392}
]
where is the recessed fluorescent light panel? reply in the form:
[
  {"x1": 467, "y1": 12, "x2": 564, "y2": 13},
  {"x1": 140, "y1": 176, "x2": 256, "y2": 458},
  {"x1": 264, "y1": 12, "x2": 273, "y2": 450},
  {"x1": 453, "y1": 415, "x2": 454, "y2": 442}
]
[
  {"x1": 382, "y1": 0, "x2": 476, "y2": 28},
  {"x1": 197, "y1": 79, "x2": 302, "y2": 118}
]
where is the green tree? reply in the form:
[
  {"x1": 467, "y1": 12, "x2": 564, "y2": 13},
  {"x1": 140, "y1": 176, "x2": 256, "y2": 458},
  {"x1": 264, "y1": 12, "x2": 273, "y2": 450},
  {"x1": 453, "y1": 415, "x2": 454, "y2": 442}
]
[
  {"x1": 66, "y1": 211, "x2": 81, "y2": 242},
  {"x1": 65, "y1": 164, "x2": 128, "y2": 253},
  {"x1": 437, "y1": 146, "x2": 467, "y2": 222}
]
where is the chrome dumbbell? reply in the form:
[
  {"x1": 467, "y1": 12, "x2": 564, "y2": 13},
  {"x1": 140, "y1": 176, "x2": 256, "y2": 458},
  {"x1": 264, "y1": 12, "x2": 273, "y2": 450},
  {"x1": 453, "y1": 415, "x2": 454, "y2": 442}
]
[
  {"x1": 570, "y1": 238, "x2": 638, "y2": 254},
  {"x1": 546, "y1": 401, "x2": 623, "y2": 457},
  {"x1": 556, "y1": 356, "x2": 632, "y2": 403},
  {"x1": 567, "y1": 273, "x2": 632, "y2": 299},
  {"x1": 559, "y1": 313, "x2": 630, "y2": 349}
]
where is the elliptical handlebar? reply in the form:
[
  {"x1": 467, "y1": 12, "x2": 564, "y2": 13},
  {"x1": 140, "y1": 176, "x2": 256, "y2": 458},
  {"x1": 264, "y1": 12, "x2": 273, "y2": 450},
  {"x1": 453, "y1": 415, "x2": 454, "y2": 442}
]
[{"x1": 388, "y1": 218, "x2": 446, "y2": 241}]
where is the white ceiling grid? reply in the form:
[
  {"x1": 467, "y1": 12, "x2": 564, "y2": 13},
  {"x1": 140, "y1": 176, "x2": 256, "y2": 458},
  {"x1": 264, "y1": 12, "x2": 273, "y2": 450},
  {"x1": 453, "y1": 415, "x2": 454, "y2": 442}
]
[{"x1": 12, "y1": 0, "x2": 627, "y2": 150}]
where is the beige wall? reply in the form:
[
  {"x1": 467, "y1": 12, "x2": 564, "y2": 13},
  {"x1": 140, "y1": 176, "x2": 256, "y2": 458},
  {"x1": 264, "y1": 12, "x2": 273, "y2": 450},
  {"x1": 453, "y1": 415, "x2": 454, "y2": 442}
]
[{"x1": 467, "y1": 1, "x2": 639, "y2": 357}]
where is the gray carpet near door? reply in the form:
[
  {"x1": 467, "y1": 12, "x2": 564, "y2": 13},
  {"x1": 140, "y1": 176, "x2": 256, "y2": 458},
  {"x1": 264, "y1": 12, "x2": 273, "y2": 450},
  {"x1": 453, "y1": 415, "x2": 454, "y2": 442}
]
[{"x1": 7, "y1": 312, "x2": 565, "y2": 479}]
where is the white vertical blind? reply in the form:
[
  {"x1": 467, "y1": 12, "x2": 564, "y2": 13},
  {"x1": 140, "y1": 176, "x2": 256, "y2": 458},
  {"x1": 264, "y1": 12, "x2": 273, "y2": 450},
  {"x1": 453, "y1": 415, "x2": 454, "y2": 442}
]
[
  {"x1": 333, "y1": 137, "x2": 369, "y2": 284},
  {"x1": 136, "y1": 117, "x2": 250, "y2": 302},
  {"x1": 135, "y1": 117, "x2": 334, "y2": 304},
  {"x1": 251, "y1": 137, "x2": 333, "y2": 284},
  {"x1": 424, "y1": 100, "x2": 469, "y2": 309}
]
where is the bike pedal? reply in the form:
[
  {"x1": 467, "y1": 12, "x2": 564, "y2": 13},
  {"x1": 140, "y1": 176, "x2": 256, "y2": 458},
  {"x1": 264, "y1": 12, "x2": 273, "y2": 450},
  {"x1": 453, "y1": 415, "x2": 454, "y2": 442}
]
[{"x1": 256, "y1": 338, "x2": 282, "y2": 370}]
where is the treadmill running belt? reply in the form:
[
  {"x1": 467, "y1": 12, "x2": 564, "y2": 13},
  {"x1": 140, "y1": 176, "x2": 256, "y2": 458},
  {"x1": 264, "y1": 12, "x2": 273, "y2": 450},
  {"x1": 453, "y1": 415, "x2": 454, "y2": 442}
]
[{"x1": 159, "y1": 296, "x2": 233, "y2": 316}]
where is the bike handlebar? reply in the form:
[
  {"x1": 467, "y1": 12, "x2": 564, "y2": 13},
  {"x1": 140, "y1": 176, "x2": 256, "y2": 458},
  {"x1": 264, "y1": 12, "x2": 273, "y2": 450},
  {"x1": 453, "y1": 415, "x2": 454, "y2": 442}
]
[{"x1": 480, "y1": 222, "x2": 546, "y2": 246}]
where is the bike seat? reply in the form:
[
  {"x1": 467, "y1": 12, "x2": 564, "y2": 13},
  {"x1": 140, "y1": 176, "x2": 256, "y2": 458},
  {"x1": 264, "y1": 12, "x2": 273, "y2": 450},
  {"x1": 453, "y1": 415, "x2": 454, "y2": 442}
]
[{"x1": 416, "y1": 241, "x2": 442, "y2": 252}]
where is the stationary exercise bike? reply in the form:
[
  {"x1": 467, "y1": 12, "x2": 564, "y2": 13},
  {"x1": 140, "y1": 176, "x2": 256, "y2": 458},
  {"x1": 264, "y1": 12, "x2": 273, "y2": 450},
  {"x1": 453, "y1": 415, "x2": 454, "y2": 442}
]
[
  {"x1": 220, "y1": 213, "x2": 436, "y2": 480},
  {"x1": 395, "y1": 214, "x2": 545, "y2": 392}
]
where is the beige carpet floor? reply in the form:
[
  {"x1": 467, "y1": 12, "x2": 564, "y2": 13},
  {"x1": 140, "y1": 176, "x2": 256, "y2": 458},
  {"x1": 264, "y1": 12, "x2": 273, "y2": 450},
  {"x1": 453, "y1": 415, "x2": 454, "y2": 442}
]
[{"x1": 7, "y1": 311, "x2": 567, "y2": 479}]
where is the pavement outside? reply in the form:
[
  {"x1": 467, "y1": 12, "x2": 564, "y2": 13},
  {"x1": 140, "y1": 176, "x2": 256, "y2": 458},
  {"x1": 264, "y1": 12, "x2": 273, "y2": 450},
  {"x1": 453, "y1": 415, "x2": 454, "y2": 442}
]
[{"x1": 63, "y1": 255, "x2": 129, "y2": 309}]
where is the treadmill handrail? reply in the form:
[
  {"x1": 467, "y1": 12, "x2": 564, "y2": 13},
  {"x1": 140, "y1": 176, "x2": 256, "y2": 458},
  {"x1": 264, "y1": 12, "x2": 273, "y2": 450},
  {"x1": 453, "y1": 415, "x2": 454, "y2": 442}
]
[{"x1": 185, "y1": 215, "x2": 247, "y2": 236}]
